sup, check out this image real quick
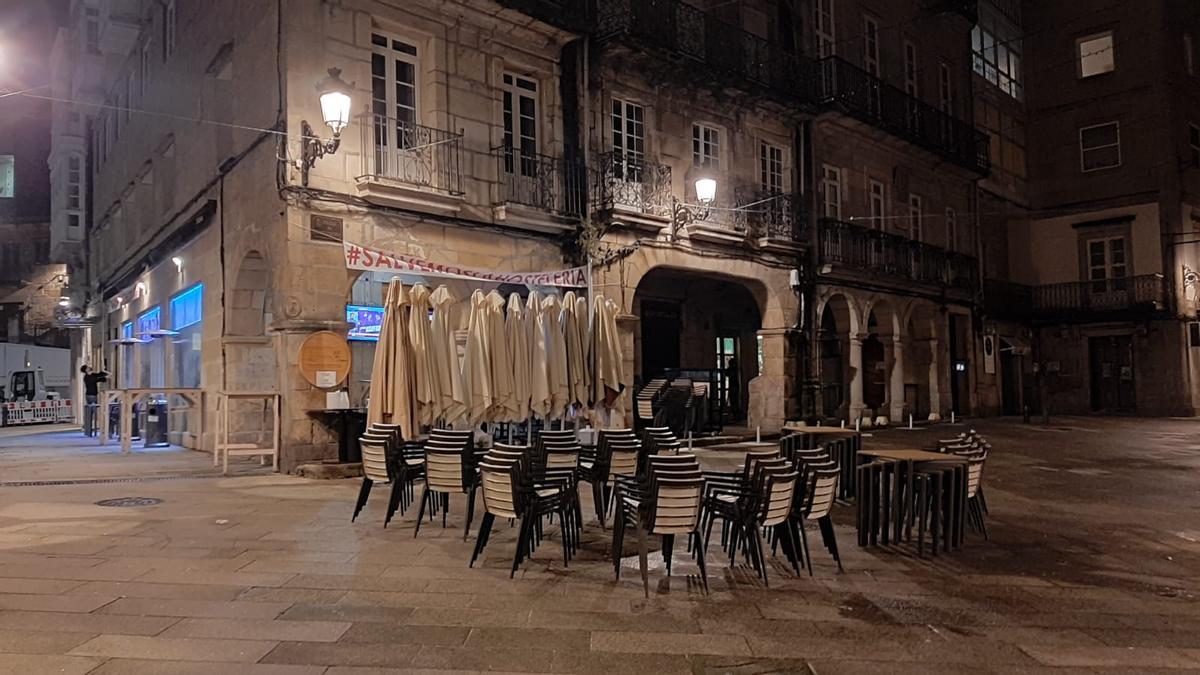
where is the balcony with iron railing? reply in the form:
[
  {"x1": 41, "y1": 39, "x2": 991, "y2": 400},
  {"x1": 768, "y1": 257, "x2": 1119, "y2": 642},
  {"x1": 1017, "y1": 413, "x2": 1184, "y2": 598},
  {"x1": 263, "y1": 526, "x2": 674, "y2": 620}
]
[
  {"x1": 1032, "y1": 276, "x2": 1166, "y2": 315},
  {"x1": 686, "y1": 188, "x2": 808, "y2": 247},
  {"x1": 984, "y1": 275, "x2": 1166, "y2": 322},
  {"x1": 817, "y1": 219, "x2": 977, "y2": 292},
  {"x1": 591, "y1": 152, "x2": 673, "y2": 227},
  {"x1": 492, "y1": 146, "x2": 588, "y2": 230},
  {"x1": 355, "y1": 114, "x2": 465, "y2": 214},
  {"x1": 813, "y1": 57, "x2": 990, "y2": 174},
  {"x1": 595, "y1": 0, "x2": 812, "y2": 104}
]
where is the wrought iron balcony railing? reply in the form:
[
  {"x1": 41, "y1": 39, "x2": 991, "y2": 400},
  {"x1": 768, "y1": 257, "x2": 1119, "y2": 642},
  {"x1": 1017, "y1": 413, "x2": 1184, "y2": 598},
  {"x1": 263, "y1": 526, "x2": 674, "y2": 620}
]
[
  {"x1": 687, "y1": 188, "x2": 807, "y2": 243},
  {"x1": 592, "y1": 152, "x2": 673, "y2": 220},
  {"x1": 493, "y1": 146, "x2": 588, "y2": 219},
  {"x1": 596, "y1": 0, "x2": 812, "y2": 102},
  {"x1": 814, "y1": 57, "x2": 990, "y2": 173},
  {"x1": 359, "y1": 115, "x2": 465, "y2": 195},
  {"x1": 817, "y1": 219, "x2": 978, "y2": 291},
  {"x1": 1032, "y1": 275, "x2": 1166, "y2": 314},
  {"x1": 740, "y1": 190, "x2": 807, "y2": 242}
]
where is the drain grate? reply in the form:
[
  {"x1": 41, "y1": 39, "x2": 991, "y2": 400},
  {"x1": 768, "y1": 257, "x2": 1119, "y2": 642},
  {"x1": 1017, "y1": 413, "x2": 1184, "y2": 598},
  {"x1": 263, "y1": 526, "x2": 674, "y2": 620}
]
[
  {"x1": 95, "y1": 497, "x2": 164, "y2": 507},
  {"x1": 0, "y1": 474, "x2": 220, "y2": 488}
]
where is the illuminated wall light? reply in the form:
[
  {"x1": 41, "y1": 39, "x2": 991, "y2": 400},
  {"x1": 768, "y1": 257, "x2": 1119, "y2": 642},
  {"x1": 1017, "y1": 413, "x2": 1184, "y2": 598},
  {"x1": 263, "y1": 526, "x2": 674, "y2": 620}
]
[{"x1": 172, "y1": 256, "x2": 184, "y2": 270}]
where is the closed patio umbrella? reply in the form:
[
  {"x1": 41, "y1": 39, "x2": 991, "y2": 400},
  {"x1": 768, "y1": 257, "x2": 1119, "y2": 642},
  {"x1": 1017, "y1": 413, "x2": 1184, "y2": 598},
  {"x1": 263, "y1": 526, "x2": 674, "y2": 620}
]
[
  {"x1": 593, "y1": 295, "x2": 625, "y2": 422},
  {"x1": 543, "y1": 293, "x2": 570, "y2": 419},
  {"x1": 367, "y1": 278, "x2": 417, "y2": 441},
  {"x1": 462, "y1": 289, "x2": 493, "y2": 424},
  {"x1": 408, "y1": 284, "x2": 438, "y2": 427},
  {"x1": 485, "y1": 290, "x2": 516, "y2": 423},
  {"x1": 575, "y1": 292, "x2": 591, "y2": 406},
  {"x1": 506, "y1": 292, "x2": 531, "y2": 422},
  {"x1": 430, "y1": 285, "x2": 466, "y2": 423},
  {"x1": 528, "y1": 290, "x2": 551, "y2": 419},
  {"x1": 563, "y1": 290, "x2": 591, "y2": 411}
]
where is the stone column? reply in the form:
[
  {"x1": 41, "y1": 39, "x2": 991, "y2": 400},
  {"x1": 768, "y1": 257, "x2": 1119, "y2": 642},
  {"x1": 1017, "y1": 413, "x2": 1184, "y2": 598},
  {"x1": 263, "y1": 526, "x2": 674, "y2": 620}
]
[
  {"x1": 888, "y1": 336, "x2": 907, "y2": 423},
  {"x1": 848, "y1": 333, "x2": 865, "y2": 423},
  {"x1": 613, "y1": 312, "x2": 639, "y2": 428},
  {"x1": 928, "y1": 337, "x2": 942, "y2": 420},
  {"x1": 748, "y1": 328, "x2": 796, "y2": 433}
]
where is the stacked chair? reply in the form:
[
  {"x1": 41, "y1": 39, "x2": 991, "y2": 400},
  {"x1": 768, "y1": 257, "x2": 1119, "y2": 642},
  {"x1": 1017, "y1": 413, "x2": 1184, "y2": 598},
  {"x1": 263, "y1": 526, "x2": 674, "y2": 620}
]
[
  {"x1": 470, "y1": 442, "x2": 581, "y2": 576},
  {"x1": 414, "y1": 428, "x2": 477, "y2": 540},
  {"x1": 701, "y1": 447, "x2": 804, "y2": 586},
  {"x1": 612, "y1": 452, "x2": 708, "y2": 596},
  {"x1": 577, "y1": 428, "x2": 638, "y2": 528},
  {"x1": 351, "y1": 422, "x2": 425, "y2": 527}
]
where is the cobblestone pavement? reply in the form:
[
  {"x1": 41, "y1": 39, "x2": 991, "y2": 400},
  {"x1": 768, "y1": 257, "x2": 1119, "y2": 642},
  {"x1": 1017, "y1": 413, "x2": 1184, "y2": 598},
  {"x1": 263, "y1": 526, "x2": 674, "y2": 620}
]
[{"x1": 0, "y1": 418, "x2": 1199, "y2": 674}]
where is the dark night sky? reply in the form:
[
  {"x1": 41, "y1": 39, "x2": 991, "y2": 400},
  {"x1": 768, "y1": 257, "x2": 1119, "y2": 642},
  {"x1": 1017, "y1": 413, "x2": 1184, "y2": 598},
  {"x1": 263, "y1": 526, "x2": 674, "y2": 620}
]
[
  {"x1": 0, "y1": 0, "x2": 68, "y2": 88},
  {"x1": 0, "y1": 0, "x2": 66, "y2": 224}
]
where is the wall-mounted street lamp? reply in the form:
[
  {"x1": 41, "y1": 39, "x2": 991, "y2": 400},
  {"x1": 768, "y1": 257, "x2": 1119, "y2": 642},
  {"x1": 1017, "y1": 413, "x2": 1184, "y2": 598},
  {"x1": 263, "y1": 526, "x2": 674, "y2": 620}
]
[
  {"x1": 295, "y1": 67, "x2": 353, "y2": 187},
  {"x1": 671, "y1": 172, "x2": 718, "y2": 234}
]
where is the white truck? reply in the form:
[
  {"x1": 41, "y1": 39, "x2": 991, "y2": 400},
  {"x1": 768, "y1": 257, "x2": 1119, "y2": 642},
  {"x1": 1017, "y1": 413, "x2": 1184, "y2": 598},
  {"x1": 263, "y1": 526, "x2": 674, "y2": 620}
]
[{"x1": 1, "y1": 344, "x2": 75, "y2": 426}]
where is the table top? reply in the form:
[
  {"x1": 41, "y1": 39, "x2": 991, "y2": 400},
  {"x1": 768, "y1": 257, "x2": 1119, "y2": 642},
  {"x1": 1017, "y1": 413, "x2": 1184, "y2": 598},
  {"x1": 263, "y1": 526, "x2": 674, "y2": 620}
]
[
  {"x1": 859, "y1": 448, "x2": 966, "y2": 462},
  {"x1": 704, "y1": 441, "x2": 778, "y2": 451},
  {"x1": 784, "y1": 426, "x2": 860, "y2": 435}
]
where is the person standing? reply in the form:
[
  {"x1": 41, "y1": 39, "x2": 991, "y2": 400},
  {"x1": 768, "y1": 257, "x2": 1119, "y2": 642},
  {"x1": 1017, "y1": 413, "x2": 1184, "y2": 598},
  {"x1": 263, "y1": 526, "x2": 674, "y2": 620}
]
[{"x1": 81, "y1": 366, "x2": 108, "y2": 437}]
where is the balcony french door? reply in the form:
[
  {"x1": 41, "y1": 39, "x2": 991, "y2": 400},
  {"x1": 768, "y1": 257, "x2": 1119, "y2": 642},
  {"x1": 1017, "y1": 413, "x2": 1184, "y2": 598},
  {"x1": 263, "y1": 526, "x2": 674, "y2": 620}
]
[{"x1": 502, "y1": 73, "x2": 539, "y2": 178}]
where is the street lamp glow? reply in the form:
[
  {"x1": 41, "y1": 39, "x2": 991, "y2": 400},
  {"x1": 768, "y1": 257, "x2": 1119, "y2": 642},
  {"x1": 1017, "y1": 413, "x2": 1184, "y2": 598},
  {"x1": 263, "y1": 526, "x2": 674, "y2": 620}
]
[
  {"x1": 695, "y1": 177, "x2": 717, "y2": 204},
  {"x1": 317, "y1": 68, "x2": 353, "y2": 135}
]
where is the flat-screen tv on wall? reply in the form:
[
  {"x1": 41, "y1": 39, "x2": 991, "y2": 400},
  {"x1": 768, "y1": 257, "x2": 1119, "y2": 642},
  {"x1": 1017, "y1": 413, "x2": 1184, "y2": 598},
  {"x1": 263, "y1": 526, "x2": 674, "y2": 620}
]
[{"x1": 346, "y1": 304, "x2": 384, "y2": 342}]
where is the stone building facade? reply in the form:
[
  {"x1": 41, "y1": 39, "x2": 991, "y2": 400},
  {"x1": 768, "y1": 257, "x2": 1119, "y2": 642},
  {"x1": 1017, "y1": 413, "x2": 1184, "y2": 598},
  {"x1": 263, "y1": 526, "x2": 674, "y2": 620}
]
[
  {"x1": 48, "y1": 0, "x2": 982, "y2": 468},
  {"x1": 47, "y1": 0, "x2": 1200, "y2": 469},
  {"x1": 977, "y1": 0, "x2": 1200, "y2": 417}
]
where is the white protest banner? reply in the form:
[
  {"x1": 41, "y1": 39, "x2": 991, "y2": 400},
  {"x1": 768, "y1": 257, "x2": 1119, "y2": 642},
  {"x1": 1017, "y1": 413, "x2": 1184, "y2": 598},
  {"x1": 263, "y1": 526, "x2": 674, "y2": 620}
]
[{"x1": 343, "y1": 241, "x2": 587, "y2": 288}]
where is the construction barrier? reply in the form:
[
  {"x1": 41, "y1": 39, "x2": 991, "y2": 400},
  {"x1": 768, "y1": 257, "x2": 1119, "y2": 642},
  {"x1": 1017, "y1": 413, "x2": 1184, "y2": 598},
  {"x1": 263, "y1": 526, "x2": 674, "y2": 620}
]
[{"x1": 2, "y1": 399, "x2": 75, "y2": 426}]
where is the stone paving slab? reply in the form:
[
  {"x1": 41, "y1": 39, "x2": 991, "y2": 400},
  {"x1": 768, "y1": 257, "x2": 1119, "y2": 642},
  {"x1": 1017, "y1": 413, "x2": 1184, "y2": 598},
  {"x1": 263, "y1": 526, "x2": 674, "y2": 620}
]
[{"x1": 2, "y1": 418, "x2": 1200, "y2": 672}]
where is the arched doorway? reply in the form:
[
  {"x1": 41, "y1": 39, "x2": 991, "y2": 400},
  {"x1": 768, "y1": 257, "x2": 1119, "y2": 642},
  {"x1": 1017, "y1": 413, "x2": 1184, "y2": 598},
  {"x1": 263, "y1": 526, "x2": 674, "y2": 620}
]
[
  {"x1": 818, "y1": 294, "x2": 855, "y2": 419},
  {"x1": 632, "y1": 268, "x2": 764, "y2": 424},
  {"x1": 863, "y1": 300, "x2": 898, "y2": 418},
  {"x1": 904, "y1": 304, "x2": 938, "y2": 420}
]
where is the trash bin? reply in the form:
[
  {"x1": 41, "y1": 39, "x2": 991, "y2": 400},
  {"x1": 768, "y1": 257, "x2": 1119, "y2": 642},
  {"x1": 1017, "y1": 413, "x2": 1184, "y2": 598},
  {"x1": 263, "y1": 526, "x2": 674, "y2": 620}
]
[{"x1": 142, "y1": 398, "x2": 170, "y2": 448}]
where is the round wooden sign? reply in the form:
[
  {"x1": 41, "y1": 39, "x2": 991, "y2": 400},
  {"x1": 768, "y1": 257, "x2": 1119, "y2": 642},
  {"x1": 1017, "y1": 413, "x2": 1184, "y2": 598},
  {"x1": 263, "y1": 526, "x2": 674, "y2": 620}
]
[{"x1": 298, "y1": 330, "x2": 352, "y2": 389}]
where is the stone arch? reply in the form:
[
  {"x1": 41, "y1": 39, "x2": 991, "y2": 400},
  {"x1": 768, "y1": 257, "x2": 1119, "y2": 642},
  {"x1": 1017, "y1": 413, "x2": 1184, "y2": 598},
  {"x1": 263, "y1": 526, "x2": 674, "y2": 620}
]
[
  {"x1": 904, "y1": 301, "x2": 941, "y2": 420},
  {"x1": 632, "y1": 266, "x2": 765, "y2": 424},
  {"x1": 229, "y1": 250, "x2": 269, "y2": 337},
  {"x1": 862, "y1": 297, "x2": 901, "y2": 416},
  {"x1": 605, "y1": 244, "x2": 793, "y2": 330},
  {"x1": 816, "y1": 292, "x2": 857, "y2": 419}
]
